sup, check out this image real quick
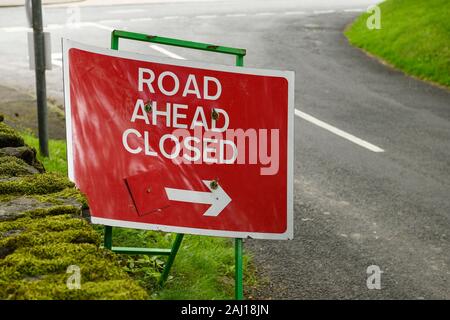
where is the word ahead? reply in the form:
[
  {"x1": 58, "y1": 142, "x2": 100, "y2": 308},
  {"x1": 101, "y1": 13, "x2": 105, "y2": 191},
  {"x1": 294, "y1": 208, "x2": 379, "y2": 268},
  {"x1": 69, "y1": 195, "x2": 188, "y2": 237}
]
[{"x1": 63, "y1": 40, "x2": 294, "y2": 240}]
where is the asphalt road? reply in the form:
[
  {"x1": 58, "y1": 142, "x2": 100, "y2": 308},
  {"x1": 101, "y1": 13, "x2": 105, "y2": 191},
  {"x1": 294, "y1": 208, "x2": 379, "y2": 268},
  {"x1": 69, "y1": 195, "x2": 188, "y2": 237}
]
[{"x1": 1, "y1": 0, "x2": 449, "y2": 299}]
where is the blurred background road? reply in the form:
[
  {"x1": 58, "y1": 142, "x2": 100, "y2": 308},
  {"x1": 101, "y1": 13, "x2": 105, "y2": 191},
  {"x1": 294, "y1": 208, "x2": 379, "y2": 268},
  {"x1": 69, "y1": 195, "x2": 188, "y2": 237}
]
[{"x1": 1, "y1": 0, "x2": 449, "y2": 299}]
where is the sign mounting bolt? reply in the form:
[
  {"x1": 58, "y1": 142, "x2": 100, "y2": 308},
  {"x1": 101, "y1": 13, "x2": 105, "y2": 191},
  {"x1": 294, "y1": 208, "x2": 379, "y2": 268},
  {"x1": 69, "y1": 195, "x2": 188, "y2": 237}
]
[
  {"x1": 211, "y1": 108, "x2": 219, "y2": 121},
  {"x1": 144, "y1": 101, "x2": 152, "y2": 112},
  {"x1": 210, "y1": 180, "x2": 219, "y2": 190}
]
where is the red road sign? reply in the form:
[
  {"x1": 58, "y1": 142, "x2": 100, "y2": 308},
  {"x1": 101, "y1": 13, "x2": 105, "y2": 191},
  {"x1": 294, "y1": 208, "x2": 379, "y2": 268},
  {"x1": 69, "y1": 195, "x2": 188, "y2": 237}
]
[{"x1": 63, "y1": 40, "x2": 294, "y2": 240}]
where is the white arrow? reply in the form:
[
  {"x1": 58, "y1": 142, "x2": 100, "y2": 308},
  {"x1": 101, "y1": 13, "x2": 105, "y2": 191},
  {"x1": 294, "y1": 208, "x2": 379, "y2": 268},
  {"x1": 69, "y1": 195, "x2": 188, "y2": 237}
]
[{"x1": 165, "y1": 180, "x2": 232, "y2": 217}]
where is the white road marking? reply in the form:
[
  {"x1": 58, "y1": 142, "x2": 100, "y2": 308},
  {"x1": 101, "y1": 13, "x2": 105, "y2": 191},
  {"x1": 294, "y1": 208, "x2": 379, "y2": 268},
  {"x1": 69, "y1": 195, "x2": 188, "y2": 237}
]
[
  {"x1": 3, "y1": 26, "x2": 30, "y2": 32},
  {"x1": 196, "y1": 15, "x2": 218, "y2": 19},
  {"x1": 343, "y1": 8, "x2": 365, "y2": 12},
  {"x1": 313, "y1": 10, "x2": 335, "y2": 14},
  {"x1": 108, "y1": 9, "x2": 145, "y2": 14},
  {"x1": 225, "y1": 13, "x2": 247, "y2": 17},
  {"x1": 284, "y1": 11, "x2": 306, "y2": 15},
  {"x1": 130, "y1": 17, "x2": 153, "y2": 22},
  {"x1": 99, "y1": 19, "x2": 121, "y2": 24},
  {"x1": 162, "y1": 16, "x2": 179, "y2": 20},
  {"x1": 295, "y1": 109, "x2": 385, "y2": 153},
  {"x1": 87, "y1": 22, "x2": 114, "y2": 31},
  {"x1": 47, "y1": 21, "x2": 114, "y2": 31},
  {"x1": 255, "y1": 12, "x2": 276, "y2": 16},
  {"x1": 149, "y1": 44, "x2": 186, "y2": 60}
]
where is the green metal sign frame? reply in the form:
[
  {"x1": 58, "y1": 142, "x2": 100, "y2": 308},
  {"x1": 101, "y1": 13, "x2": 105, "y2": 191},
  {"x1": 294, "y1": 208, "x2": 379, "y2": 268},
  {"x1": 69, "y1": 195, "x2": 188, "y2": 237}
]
[{"x1": 104, "y1": 29, "x2": 246, "y2": 300}]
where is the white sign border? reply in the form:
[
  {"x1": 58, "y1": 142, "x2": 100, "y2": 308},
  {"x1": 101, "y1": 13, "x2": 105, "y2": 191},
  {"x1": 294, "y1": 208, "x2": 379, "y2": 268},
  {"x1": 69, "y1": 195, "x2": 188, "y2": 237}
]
[{"x1": 62, "y1": 39, "x2": 294, "y2": 240}]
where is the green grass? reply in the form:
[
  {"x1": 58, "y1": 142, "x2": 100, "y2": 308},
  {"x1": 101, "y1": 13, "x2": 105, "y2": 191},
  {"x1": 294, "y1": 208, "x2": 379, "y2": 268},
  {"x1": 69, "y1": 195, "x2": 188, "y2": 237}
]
[
  {"x1": 105, "y1": 228, "x2": 255, "y2": 300},
  {"x1": 22, "y1": 132, "x2": 68, "y2": 174},
  {"x1": 345, "y1": 0, "x2": 450, "y2": 88},
  {"x1": 23, "y1": 133, "x2": 256, "y2": 299}
]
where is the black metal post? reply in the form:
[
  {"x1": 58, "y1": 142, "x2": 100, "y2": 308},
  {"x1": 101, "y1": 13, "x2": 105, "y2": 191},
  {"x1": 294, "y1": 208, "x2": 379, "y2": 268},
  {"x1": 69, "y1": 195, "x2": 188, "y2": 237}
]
[{"x1": 32, "y1": 0, "x2": 49, "y2": 157}]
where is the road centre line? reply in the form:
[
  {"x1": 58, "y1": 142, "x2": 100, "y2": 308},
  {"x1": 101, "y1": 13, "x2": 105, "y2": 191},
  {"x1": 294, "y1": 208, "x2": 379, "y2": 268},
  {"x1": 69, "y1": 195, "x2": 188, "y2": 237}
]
[
  {"x1": 144, "y1": 44, "x2": 384, "y2": 153},
  {"x1": 313, "y1": 10, "x2": 336, "y2": 14},
  {"x1": 108, "y1": 9, "x2": 145, "y2": 14},
  {"x1": 196, "y1": 15, "x2": 218, "y2": 19},
  {"x1": 225, "y1": 13, "x2": 247, "y2": 17},
  {"x1": 284, "y1": 11, "x2": 306, "y2": 15},
  {"x1": 99, "y1": 19, "x2": 121, "y2": 24},
  {"x1": 343, "y1": 8, "x2": 365, "y2": 12},
  {"x1": 255, "y1": 12, "x2": 276, "y2": 16},
  {"x1": 130, "y1": 17, "x2": 153, "y2": 22},
  {"x1": 294, "y1": 109, "x2": 385, "y2": 153},
  {"x1": 2, "y1": 26, "x2": 29, "y2": 32},
  {"x1": 87, "y1": 22, "x2": 114, "y2": 31}
]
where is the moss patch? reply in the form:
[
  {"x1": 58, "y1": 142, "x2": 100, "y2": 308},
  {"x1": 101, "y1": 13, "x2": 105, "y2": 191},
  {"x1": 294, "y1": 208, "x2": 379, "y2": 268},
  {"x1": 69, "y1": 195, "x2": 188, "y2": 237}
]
[
  {"x1": 0, "y1": 156, "x2": 38, "y2": 177},
  {"x1": 33, "y1": 187, "x2": 89, "y2": 209},
  {"x1": 3, "y1": 278, "x2": 148, "y2": 300},
  {"x1": 0, "y1": 173, "x2": 74, "y2": 195},
  {"x1": 0, "y1": 215, "x2": 99, "y2": 257},
  {"x1": 0, "y1": 122, "x2": 24, "y2": 148},
  {"x1": 0, "y1": 146, "x2": 45, "y2": 173},
  {"x1": 0, "y1": 209, "x2": 149, "y2": 300}
]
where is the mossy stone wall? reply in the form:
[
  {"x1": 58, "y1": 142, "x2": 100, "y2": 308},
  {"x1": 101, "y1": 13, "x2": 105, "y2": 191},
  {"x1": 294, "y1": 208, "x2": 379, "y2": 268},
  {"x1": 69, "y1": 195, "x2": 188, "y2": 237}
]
[{"x1": 0, "y1": 120, "x2": 148, "y2": 299}]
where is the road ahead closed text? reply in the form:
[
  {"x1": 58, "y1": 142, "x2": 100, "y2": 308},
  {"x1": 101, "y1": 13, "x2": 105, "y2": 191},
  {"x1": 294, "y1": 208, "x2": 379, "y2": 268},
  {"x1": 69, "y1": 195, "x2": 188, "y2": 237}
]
[{"x1": 64, "y1": 40, "x2": 294, "y2": 239}]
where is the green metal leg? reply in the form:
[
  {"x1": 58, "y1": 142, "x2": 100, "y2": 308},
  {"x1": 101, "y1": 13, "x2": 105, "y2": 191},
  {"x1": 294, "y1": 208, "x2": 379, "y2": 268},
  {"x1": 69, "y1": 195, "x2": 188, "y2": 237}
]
[
  {"x1": 104, "y1": 225, "x2": 113, "y2": 250},
  {"x1": 235, "y1": 51, "x2": 244, "y2": 301},
  {"x1": 235, "y1": 238, "x2": 244, "y2": 300},
  {"x1": 159, "y1": 233, "x2": 184, "y2": 286}
]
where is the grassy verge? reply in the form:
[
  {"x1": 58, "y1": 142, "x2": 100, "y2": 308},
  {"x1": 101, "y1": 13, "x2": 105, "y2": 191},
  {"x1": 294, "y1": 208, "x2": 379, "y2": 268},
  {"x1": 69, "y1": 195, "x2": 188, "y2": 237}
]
[
  {"x1": 345, "y1": 0, "x2": 450, "y2": 88},
  {"x1": 23, "y1": 133, "x2": 256, "y2": 299},
  {"x1": 22, "y1": 132, "x2": 68, "y2": 174}
]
